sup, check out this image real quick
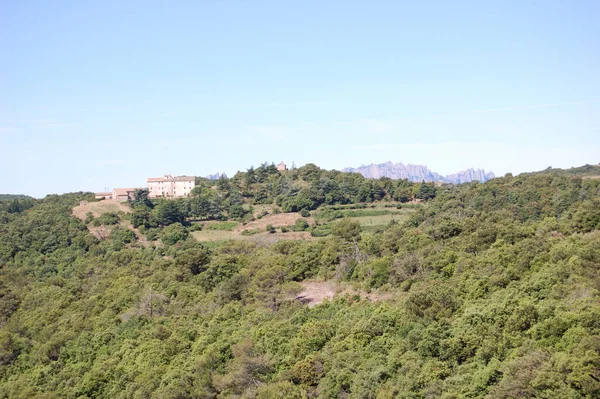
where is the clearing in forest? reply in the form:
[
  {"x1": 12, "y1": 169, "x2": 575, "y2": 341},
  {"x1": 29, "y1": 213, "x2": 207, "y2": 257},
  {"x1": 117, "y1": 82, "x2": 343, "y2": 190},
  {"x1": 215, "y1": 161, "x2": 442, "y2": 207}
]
[
  {"x1": 296, "y1": 280, "x2": 394, "y2": 307},
  {"x1": 235, "y1": 212, "x2": 314, "y2": 232},
  {"x1": 72, "y1": 199, "x2": 131, "y2": 220}
]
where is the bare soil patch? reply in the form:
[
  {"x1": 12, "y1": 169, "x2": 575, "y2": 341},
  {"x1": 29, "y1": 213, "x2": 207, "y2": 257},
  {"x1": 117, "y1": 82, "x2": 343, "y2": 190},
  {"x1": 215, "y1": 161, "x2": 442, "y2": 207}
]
[
  {"x1": 73, "y1": 201, "x2": 150, "y2": 245},
  {"x1": 72, "y1": 200, "x2": 131, "y2": 220},
  {"x1": 296, "y1": 280, "x2": 393, "y2": 307}
]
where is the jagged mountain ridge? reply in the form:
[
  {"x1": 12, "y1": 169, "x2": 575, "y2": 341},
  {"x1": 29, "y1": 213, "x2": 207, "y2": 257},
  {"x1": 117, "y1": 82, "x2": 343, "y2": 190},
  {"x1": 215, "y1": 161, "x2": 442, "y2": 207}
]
[
  {"x1": 342, "y1": 161, "x2": 495, "y2": 183},
  {"x1": 205, "y1": 173, "x2": 228, "y2": 180}
]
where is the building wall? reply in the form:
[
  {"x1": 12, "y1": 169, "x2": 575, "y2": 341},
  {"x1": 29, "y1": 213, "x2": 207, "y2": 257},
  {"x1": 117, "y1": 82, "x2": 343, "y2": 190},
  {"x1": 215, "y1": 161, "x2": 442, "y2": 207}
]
[
  {"x1": 148, "y1": 181, "x2": 172, "y2": 198},
  {"x1": 148, "y1": 177, "x2": 195, "y2": 198},
  {"x1": 173, "y1": 180, "x2": 195, "y2": 197},
  {"x1": 112, "y1": 190, "x2": 134, "y2": 201}
]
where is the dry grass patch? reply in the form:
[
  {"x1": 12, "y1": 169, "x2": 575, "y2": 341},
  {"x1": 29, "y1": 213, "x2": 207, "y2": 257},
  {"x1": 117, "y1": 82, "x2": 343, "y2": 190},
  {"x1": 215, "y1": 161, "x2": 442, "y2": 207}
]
[
  {"x1": 237, "y1": 212, "x2": 313, "y2": 233},
  {"x1": 72, "y1": 199, "x2": 131, "y2": 220},
  {"x1": 296, "y1": 280, "x2": 395, "y2": 307}
]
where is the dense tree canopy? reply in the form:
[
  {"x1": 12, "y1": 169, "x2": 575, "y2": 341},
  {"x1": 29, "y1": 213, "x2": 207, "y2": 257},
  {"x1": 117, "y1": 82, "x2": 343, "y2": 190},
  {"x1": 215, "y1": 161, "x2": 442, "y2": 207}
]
[{"x1": 0, "y1": 168, "x2": 599, "y2": 398}]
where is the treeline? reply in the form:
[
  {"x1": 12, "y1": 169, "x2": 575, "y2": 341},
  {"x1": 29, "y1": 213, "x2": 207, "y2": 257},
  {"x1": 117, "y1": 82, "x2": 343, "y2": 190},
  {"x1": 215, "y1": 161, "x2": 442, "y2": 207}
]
[
  {"x1": 0, "y1": 194, "x2": 33, "y2": 201},
  {"x1": 128, "y1": 163, "x2": 437, "y2": 228},
  {"x1": 0, "y1": 169, "x2": 599, "y2": 398},
  {"x1": 228, "y1": 162, "x2": 437, "y2": 208}
]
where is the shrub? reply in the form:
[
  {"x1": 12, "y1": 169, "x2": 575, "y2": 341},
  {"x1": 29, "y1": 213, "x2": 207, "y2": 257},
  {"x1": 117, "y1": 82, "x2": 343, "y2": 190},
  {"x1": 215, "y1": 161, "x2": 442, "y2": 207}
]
[
  {"x1": 109, "y1": 227, "x2": 136, "y2": 250},
  {"x1": 293, "y1": 218, "x2": 310, "y2": 232},
  {"x1": 95, "y1": 212, "x2": 120, "y2": 226},
  {"x1": 84, "y1": 212, "x2": 94, "y2": 224}
]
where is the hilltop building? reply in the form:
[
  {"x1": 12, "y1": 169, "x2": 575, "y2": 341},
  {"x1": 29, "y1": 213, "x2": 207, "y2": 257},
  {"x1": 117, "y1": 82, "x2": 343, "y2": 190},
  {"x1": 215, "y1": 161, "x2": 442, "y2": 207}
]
[
  {"x1": 147, "y1": 175, "x2": 196, "y2": 198},
  {"x1": 112, "y1": 188, "x2": 136, "y2": 202},
  {"x1": 277, "y1": 161, "x2": 287, "y2": 172},
  {"x1": 95, "y1": 192, "x2": 112, "y2": 200}
]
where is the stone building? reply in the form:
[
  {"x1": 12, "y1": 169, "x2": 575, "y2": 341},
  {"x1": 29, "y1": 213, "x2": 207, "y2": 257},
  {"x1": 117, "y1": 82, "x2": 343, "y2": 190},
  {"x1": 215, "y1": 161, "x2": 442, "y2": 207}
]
[
  {"x1": 95, "y1": 192, "x2": 112, "y2": 200},
  {"x1": 277, "y1": 161, "x2": 287, "y2": 172},
  {"x1": 147, "y1": 175, "x2": 196, "y2": 198},
  {"x1": 112, "y1": 188, "x2": 136, "y2": 202}
]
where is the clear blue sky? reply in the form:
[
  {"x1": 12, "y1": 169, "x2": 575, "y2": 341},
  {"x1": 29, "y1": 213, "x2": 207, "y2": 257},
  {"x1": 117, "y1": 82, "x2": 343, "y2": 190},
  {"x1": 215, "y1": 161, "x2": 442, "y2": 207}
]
[{"x1": 2, "y1": 0, "x2": 599, "y2": 197}]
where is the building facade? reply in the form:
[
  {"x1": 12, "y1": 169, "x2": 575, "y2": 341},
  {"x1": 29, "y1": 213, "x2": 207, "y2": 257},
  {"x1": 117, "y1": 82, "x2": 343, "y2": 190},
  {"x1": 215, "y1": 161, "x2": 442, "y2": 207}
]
[
  {"x1": 95, "y1": 192, "x2": 112, "y2": 200},
  {"x1": 147, "y1": 175, "x2": 196, "y2": 198},
  {"x1": 112, "y1": 188, "x2": 136, "y2": 202},
  {"x1": 277, "y1": 161, "x2": 287, "y2": 171}
]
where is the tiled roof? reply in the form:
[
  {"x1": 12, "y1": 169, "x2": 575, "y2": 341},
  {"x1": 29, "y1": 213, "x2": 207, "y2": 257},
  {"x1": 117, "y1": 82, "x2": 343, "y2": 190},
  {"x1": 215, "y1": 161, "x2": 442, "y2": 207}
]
[
  {"x1": 113, "y1": 188, "x2": 136, "y2": 195},
  {"x1": 147, "y1": 176, "x2": 195, "y2": 182}
]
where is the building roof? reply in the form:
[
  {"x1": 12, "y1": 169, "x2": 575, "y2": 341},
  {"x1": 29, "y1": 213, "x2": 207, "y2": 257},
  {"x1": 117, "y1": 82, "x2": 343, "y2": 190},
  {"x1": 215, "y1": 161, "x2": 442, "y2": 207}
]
[
  {"x1": 113, "y1": 188, "x2": 136, "y2": 195},
  {"x1": 148, "y1": 175, "x2": 196, "y2": 182}
]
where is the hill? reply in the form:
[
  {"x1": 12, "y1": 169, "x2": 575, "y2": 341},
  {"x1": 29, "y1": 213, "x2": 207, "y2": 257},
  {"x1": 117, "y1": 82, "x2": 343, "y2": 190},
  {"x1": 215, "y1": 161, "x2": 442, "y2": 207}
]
[
  {"x1": 342, "y1": 161, "x2": 495, "y2": 183},
  {"x1": 0, "y1": 166, "x2": 599, "y2": 398},
  {"x1": 0, "y1": 194, "x2": 34, "y2": 201}
]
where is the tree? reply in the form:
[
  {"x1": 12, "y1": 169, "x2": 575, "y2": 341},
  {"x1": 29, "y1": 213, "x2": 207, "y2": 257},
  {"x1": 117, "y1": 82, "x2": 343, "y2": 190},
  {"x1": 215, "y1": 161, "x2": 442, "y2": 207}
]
[
  {"x1": 160, "y1": 222, "x2": 188, "y2": 245},
  {"x1": 176, "y1": 246, "x2": 210, "y2": 275},
  {"x1": 155, "y1": 200, "x2": 185, "y2": 226},
  {"x1": 331, "y1": 218, "x2": 362, "y2": 242},
  {"x1": 131, "y1": 205, "x2": 154, "y2": 228},
  {"x1": 416, "y1": 182, "x2": 437, "y2": 200},
  {"x1": 131, "y1": 188, "x2": 153, "y2": 208}
]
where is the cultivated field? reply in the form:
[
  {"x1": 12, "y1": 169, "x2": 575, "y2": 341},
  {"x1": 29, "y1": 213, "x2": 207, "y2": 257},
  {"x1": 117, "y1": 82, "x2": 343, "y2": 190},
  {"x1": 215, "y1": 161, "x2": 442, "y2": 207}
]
[{"x1": 191, "y1": 212, "x2": 314, "y2": 242}]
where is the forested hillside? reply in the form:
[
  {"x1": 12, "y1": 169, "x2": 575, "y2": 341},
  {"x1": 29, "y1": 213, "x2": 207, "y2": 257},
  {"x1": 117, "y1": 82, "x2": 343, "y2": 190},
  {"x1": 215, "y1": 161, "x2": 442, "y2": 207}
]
[
  {"x1": 0, "y1": 195, "x2": 34, "y2": 201},
  {"x1": 1, "y1": 168, "x2": 600, "y2": 398}
]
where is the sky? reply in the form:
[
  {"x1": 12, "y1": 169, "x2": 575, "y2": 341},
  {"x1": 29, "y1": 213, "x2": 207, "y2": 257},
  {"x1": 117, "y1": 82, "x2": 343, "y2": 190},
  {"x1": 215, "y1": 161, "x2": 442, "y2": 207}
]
[{"x1": 1, "y1": 0, "x2": 599, "y2": 197}]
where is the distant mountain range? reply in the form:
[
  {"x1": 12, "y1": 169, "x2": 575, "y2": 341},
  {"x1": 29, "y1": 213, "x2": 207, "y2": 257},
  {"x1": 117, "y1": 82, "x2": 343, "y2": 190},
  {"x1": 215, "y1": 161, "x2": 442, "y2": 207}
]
[
  {"x1": 205, "y1": 173, "x2": 228, "y2": 180},
  {"x1": 342, "y1": 161, "x2": 495, "y2": 183}
]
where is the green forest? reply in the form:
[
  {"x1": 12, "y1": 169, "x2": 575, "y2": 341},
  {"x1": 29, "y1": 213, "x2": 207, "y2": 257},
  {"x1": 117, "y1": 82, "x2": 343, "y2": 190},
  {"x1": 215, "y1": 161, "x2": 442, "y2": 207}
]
[{"x1": 1, "y1": 165, "x2": 600, "y2": 398}]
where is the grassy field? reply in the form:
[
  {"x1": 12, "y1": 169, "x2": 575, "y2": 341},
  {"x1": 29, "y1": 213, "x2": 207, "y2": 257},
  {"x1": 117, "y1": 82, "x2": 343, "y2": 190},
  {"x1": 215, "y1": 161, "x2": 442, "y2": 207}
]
[
  {"x1": 205, "y1": 221, "x2": 240, "y2": 231},
  {"x1": 192, "y1": 203, "x2": 420, "y2": 241},
  {"x1": 351, "y1": 213, "x2": 412, "y2": 226},
  {"x1": 191, "y1": 230, "x2": 245, "y2": 242},
  {"x1": 314, "y1": 203, "x2": 418, "y2": 222}
]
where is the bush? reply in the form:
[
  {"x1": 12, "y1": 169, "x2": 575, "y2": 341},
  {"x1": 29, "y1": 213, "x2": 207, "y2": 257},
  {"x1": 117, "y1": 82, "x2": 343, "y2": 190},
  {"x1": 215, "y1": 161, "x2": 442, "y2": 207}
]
[
  {"x1": 266, "y1": 224, "x2": 275, "y2": 233},
  {"x1": 300, "y1": 209, "x2": 311, "y2": 217},
  {"x1": 188, "y1": 223, "x2": 203, "y2": 232},
  {"x1": 161, "y1": 223, "x2": 189, "y2": 245},
  {"x1": 240, "y1": 228, "x2": 261, "y2": 236},
  {"x1": 109, "y1": 227, "x2": 136, "y2": 250},
  {"x1": 331, "y1": 218, "x2": 362, "y2": 242},
  {"x1": 84, "y1": 212, "x2": 94, "y2": 224},
  {"x1": 95, "y1": 212, "x2": 120, "y2": 226},
  {"x1": 293, "y1": 218, "x2": 310, "y2": 232}
]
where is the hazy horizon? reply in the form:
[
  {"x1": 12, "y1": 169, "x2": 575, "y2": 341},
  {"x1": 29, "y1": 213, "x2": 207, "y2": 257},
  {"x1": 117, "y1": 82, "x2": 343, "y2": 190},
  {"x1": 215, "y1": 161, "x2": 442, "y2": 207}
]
[
  {"x1": 7, "y1": 160, "x2": 600, "y2": 199},
  {"x1": 2, "y1": 1, "x2": 599, "y2": 197}
]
